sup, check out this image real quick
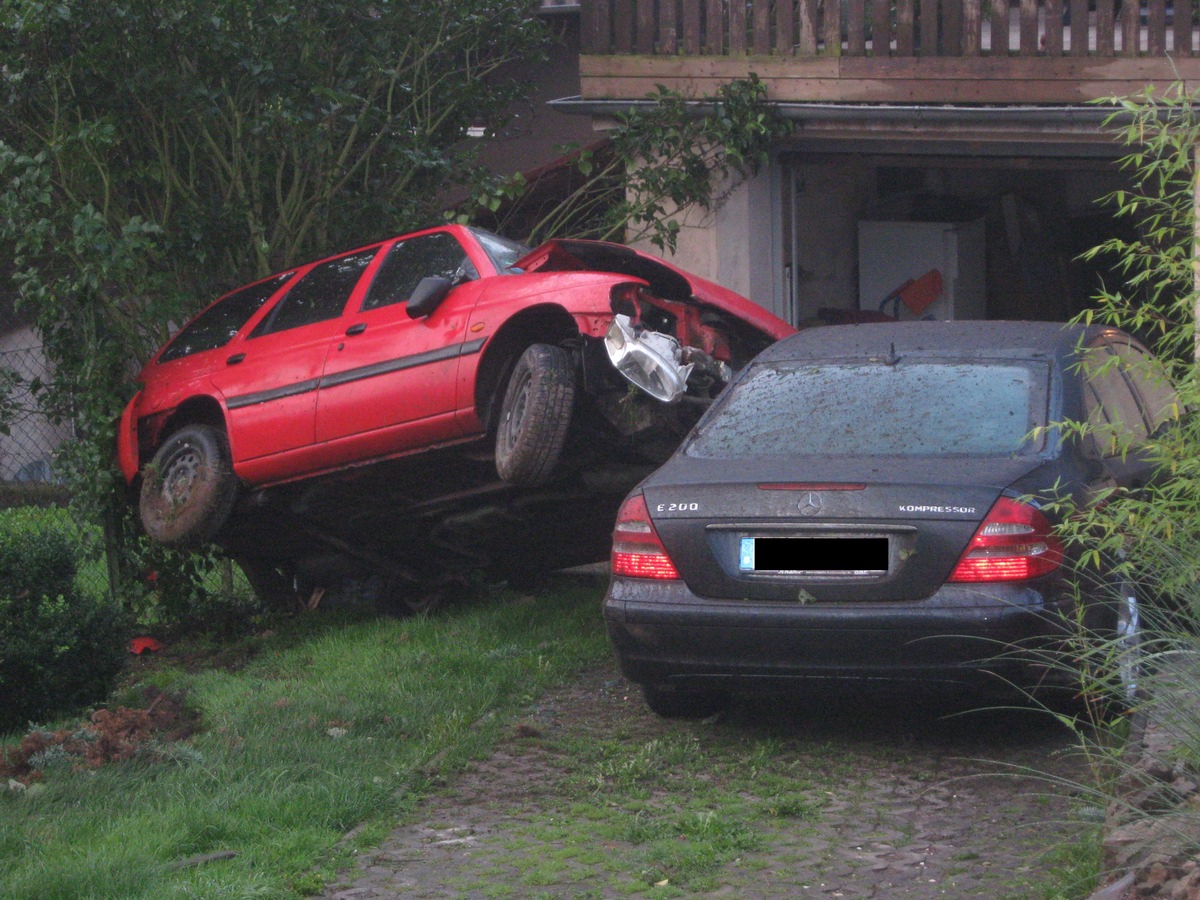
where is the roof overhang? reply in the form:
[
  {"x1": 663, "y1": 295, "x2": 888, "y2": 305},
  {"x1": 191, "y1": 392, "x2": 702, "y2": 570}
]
[{"x1": 549, "y1": 97, "x2": 1129, "y2": 158}]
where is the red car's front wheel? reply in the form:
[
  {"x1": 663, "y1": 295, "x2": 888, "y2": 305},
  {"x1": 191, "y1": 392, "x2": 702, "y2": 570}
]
[{"x1": 494, "y1": 343, "x2": 575, "y2": 486}]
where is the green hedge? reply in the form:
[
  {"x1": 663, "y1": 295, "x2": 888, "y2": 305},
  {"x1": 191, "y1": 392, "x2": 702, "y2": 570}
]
[{"x1": 0, "y1": 509, "x2": 128, "y2": 734}]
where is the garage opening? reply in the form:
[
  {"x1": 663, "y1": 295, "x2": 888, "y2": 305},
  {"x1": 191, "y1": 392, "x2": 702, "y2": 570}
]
[{"x1": 779, "y1": 153, "x2": 1131, "y2": 327}]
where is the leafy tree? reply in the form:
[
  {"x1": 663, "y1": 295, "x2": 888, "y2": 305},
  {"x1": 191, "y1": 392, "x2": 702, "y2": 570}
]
[
  {"x1": 465, "y1": 75, "x2": 791, "y2": 251},
  {"x1": 0, "y1": 0, "x2": 547, "y2": 607}
]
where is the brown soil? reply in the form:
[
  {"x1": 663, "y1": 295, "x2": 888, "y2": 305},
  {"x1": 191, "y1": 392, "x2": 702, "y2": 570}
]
[{"x1": 321, "y1": 662, "x2": 1095, "y2": 899}]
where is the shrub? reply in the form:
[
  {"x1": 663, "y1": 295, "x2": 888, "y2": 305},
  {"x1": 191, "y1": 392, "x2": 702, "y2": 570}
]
[{"x1": 0, "y1": 509, "x2": 128, "y2": 734}]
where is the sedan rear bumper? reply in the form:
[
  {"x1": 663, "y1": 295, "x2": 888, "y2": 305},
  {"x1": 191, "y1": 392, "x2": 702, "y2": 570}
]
[{"x1": 604, "y1": 577, "x2": 1076, "y2": 694}]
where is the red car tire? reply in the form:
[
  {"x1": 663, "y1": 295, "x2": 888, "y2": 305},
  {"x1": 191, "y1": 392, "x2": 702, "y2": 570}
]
[
  {"x1": 494, "y1": 343, "x2": 575, "y2": 486},
  {"x1": 139, "y1": 424, "x2": 239, "y2": 548}
]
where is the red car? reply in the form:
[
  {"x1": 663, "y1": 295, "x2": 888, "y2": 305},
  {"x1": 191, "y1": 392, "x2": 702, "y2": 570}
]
[{"x1": 118, "y1": 225, "x2": 792, "y2": 598}]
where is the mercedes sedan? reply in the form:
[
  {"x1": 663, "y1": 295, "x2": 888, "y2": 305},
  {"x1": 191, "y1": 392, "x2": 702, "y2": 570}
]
[{"x1": 604, "y1": 321, "x2": 1177, "y2": 716}]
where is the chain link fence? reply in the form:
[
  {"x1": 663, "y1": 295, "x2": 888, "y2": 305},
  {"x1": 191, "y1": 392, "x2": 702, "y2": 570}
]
[{"x1": 0, "y1": 341, "x2": 111, "y2": 600}]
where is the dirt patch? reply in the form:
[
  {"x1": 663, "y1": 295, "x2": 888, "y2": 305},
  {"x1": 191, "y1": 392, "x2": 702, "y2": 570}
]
[
  {"x1": 321, "y1": 662, "x2": 1095, "y2": 898},
  {"x1": 1, "y1": 686, "x2": 199, "y2": 783}
]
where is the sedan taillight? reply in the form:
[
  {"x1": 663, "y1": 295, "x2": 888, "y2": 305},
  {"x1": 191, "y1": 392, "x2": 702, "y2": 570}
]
[
  {"x1": 948, "y1": 496, "x2": 1063, "y2": 582},
  {"x1": 611, "y1": 494, "x2": 681, "y2": 580}
]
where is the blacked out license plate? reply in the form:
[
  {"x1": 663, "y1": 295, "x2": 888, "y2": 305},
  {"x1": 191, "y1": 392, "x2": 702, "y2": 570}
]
[{"x1": 739, "y1": 536, "x2": 888, "y2": 575}]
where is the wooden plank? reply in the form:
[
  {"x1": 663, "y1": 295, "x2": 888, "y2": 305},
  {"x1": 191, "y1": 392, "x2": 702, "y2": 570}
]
[
  {"x1": 579, "y1": 51, "x2": 1200, "y2": 105},
  {"x1": 945, "y1": 0, "x2": 964, "y2": 55},
  {"x1": 1148, "y1": 0, "x2": 1167, "y2": 55},
  {"x1": 635, "y1": 0, "x2": 656, "y2": 53},
  {"x1": 580, "y1": 65, "x2": 1200, "y2": 104},
  {"x1": 705, "y1": 0, "x2": 725, "y2": 54},
  {"x1": 682, "y1": 0, "x2": 701, "y2": 53},
  {"x1": 752, "y1": 0, "x2": 771, "y2": 54},
  {"x1": 582, "y1": 0, "x2": 607, "y2": 53},
  {"x1": 612, "y1": 0, "x2": 633, "y2": 54},
  {"x1": 1171, "y1": 0, "x2": 1190, "y2": 56},
  {"x1": 1069, "y1": 0, "x2": 1087, "y2": 56},
  {"x1": 847, "y1": 0, "x2": 867, "y2": 55},
  {"x1": 729, "y1": 0, "x2": 747, "y2": 53},
  {"x1": 581, "y1": 49, "x2": 1200, "y2": 80},
  {"x1": 919, "y1": 0, "x2": 940, "y2": 56},
  {"x1": 1044, "y1": 0, "x2": 1064, "y2": 56},
  {"x1": 896, "y1": 0, "x2": 915, "y2": 56},
  {"x1": 836, "y1": 53, "x2": 1190, "y2": 78},
  {"x1": 1094, "y1": 0, "x2": 1115, "y2": 57},
  {"x1": 991, "y1": 0, "x2": 1010, "y2": 54},
  {"x1": 658, "y1": 0, "x2": 678, "y2": 53},
  {"x1": 1174, "y1": 0, "x2": 1193, "y2": 56},
  {"x1": 1019, "y1": 0, "x2": 1038, "y2": 55},
  {"x1": 962, "y1": 0, "x2": 982, "y2": 56},
  {"x1": 777, "y1": 0, "x2": 796, "y2": 54},
  {"x1": 872, "y1": 0, "x2": 891, "y2": 56},
  {"x1": 822, "y1": 0, "x2": 841, "y2": 55},
  {"x1": 797, "y1": 0, "x2": 818, "y2": 55},
  {"x1": 1120, "y1": 0, "x2": 1139, "y2": 55}
]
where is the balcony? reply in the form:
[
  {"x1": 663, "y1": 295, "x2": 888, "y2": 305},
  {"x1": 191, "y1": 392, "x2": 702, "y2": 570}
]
[{"x1": 579, "y1": 1, "x2": 1200, "y2": 104}]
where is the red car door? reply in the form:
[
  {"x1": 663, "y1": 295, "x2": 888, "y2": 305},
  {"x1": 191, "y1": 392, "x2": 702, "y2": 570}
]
[
  {"x1": 213, "y1": 249, "x2": 377, "y2": 463},
  {"x1": 314, "y1": 231, "x2": 484, "y2": 456}
]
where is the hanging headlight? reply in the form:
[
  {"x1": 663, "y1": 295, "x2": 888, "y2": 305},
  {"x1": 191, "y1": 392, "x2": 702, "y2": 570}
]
[{"x1": 604, "y1": 314, "x2": 694, "y2": 403}]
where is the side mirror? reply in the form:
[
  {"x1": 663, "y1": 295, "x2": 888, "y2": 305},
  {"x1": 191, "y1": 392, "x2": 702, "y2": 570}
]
[{"x1": 407, "y1": 276, "x2": 453, "y2": 319}]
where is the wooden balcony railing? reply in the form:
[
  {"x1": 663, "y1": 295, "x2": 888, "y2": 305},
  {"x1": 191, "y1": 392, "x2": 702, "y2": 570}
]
[
  {"x1": 578, "y1": 1, "x2": 1200, "y2": 105},
  {"x1": 582, "y1": 1, "x2": 1193, "y2": 58}
]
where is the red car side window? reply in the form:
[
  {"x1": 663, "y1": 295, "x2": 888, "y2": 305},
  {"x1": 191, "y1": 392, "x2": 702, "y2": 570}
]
[
  {"x1": 361, "y1": 232, "x2": 477, "y2": 312},
  {"x1": 159, "y1": 272, "x2": 294, "y2": 362},
  {"x1": 252, "y1": 250, "x2": 376, "y2": 337}
]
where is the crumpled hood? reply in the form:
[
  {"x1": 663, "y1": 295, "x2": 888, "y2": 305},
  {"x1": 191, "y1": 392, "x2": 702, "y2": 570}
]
[{"x1": 516, "y1": 239, "x2": 795, "y2": 341}]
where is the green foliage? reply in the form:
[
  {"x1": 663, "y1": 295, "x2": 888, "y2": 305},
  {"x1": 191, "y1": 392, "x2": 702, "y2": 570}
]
[
  {"x1": 1081, "y1": 83, "x2": 1200, "y2": 362},
  {"x1": 465, "y1": 74, "x2": 792, "y2": 251},
  {"x1": 1035, "y1": 84, "x2": 1200, "y2": 884},
  {"x1": 1054, "y1": 85, "x2": 1200, "y2": 633},
  {"x1": 0, "y1": 509, "x2": 128, "y2": 733},
  {"x1": 0, "y1": 578, "x2": 609, "y2": 896},
  {"x1": 0, "y1": 0, "x2": 548, "y2": 618},
  {"x1": 0, "y1": 507, "x2": 77, "y2": 599}
]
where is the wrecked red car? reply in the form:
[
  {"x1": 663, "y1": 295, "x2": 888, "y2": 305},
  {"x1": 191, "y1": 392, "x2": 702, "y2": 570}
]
[{"x1": 117, "y1": 225, "x2": 793, "y2": 606}]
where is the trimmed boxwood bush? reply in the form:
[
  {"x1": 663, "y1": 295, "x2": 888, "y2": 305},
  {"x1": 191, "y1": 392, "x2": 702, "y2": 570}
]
[{"x1": 0, "y1": 509, "x2": 128, "y2": 734}]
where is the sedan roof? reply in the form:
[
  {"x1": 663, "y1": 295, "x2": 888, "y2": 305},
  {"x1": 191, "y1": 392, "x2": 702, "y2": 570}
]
[{"x1": 759, "y1": 320, "x2": 1107, "y2": 365}]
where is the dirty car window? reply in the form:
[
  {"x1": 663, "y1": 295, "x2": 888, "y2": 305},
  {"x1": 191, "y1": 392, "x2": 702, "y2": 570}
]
[
  {"x1": 687, "y1": 361, "x2": 1047, "y2": 458},
  {"x1": 362, "y1": 233, "x2": 478, "y2": 311},
  {"x1": 159, "y1": 272, "x2": 294, "y2": 362},
  {"x1": 469, "y1": 228, "x2": 530, "y2": 273}
]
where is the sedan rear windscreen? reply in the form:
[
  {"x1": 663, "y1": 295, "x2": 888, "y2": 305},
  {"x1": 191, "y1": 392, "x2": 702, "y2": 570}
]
[{"x1": 687, "y1": 360, "x2": 1047, "y2": 458}]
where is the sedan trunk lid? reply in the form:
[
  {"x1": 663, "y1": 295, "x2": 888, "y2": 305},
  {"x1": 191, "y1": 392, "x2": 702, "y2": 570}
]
[{"x1": 641, "y1": 455, "x2": 1049, "y2": 603}]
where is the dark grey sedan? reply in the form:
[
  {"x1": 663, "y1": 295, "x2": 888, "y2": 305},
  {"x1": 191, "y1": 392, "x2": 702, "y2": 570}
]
[{"x1": 603, "y1": 321, "x2": 1178, "y2": 717}]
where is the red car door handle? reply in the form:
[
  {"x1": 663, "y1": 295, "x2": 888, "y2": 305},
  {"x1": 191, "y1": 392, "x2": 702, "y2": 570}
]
[
  {"x1": 345, "y1": 323, "x2": 367, "y2": 336},
  {"x1": 226, "y1": 353, "x2": 245, "y2": 365}
]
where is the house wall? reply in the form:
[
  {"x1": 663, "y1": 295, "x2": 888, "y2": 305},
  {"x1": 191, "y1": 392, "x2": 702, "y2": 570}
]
[
  {"x1": 0, "y1": 326, "x2": 71, "y2": 483},
  {"x1": 634, "y1": 171, "x2": 783, "y2": 318}
]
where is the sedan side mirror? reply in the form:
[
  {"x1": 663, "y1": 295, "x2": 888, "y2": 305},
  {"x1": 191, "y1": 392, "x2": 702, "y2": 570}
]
[{"x1": 407, "y1": 276, "x2": 453, "y2": 319}]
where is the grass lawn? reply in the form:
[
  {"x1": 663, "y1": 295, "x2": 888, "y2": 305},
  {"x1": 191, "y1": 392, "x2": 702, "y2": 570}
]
[{"x1": 0, "y1": 574, "x2": 610, "y2": 899}]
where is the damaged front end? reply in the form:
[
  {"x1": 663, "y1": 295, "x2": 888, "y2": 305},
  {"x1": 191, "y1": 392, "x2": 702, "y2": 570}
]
[
  {"x1": 604, "y1": 314, "x2": 732, "y2": 404},
  {"x1": 581, "y1": 288, "x2": 752, "y2": 460},
  {"x1": 520, "y1": 237, "x2": 794, "y2": 454}
]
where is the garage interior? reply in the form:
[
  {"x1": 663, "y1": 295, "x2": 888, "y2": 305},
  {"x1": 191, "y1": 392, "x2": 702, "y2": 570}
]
[{"x1": 779, "y1": 143, "x2": 1132, "y2": 328}]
